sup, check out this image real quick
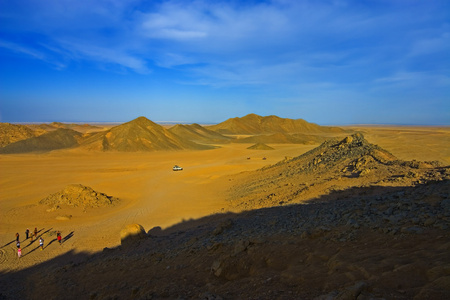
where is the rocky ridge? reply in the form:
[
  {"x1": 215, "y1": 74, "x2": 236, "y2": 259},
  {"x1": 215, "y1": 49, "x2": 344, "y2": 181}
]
[{"x1": 229, "y1": 133, "x2": 445, "y2": 210}]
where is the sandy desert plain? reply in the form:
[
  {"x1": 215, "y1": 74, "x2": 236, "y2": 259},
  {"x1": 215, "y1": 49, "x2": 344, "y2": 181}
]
[{"x1": 0, "y1": 115, "x2": 449, "y2": 299}]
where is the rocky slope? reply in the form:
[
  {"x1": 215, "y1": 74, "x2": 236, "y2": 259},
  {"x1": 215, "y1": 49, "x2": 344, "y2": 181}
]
[
  {"x1": 1, "y1": 179, "x2": 448, "y2": 300},
  {"x1": 0, "y1": 128, "x2": 82, "y2": 154},
  {"x1": 228, "y1": 133, "x2": 445, "y2": 210},
  {"x1": 0, "y1": 123, "x2": 42, "y2": 147}
]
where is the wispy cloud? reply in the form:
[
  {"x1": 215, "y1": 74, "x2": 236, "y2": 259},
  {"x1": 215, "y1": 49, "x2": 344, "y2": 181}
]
[{"x1": 0, "y1": 39, "x2": 67, "y2": 69}]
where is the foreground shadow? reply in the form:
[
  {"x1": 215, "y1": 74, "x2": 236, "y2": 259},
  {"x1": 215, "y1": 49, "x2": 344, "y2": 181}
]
[{"x1": 0, "y1": 179, "x2": 448, "y2": 299}]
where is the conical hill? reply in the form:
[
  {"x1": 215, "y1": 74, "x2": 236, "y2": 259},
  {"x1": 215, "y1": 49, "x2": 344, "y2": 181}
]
[{"x1": 81, "y1": 117, "x2": 213, "y2": 151}]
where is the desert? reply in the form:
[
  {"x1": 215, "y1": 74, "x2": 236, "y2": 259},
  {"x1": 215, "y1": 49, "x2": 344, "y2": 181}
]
[
  {"x1": 0, "y1": 115, "x2": 449, "y2": 299},
  {"x1": 2, "y1": 1, "x2": 449, "y2": 298}
]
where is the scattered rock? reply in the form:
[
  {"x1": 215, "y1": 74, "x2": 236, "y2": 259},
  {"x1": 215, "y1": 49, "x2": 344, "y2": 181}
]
[{"x1": 55, "y1": 215, "x2": 72, "y2": 221}]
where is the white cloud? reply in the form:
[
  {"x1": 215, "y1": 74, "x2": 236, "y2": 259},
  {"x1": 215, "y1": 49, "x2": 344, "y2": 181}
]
[
  {"x1": 56, "y1": 39, "x2": 150, "y2": 73},
  {"x1": 0, "y1": 40, "x2": 46, "y2": 60}
]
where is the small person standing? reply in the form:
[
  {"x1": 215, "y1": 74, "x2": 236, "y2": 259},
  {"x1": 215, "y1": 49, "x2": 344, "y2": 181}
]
[
  {"x1": 18, "y1": 248, "x2": 22, "y2": 259},
  {"x1": 57, "y1": 231, "x2": 62, "y2": 245},
  {"x1": 15, "y1": 232, "x2": 19, "y2": 242},
  {"x1": 25, "y1": 228, "x2": 29, "y2": 240},
  {"x1": 16, "y1": 241, "x2": 20, "y2": 249},
  {"x1": 39, "y1": 237, "x2": 44, "y2": 250},
  {"x1": 34, "y1": 227, "x2": 38, "y2": 239}
]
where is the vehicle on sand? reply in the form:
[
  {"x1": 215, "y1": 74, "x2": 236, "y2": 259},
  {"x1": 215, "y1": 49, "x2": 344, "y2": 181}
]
[{"x1": 173, "y1": 165, "x2": 183, "y2": 171}]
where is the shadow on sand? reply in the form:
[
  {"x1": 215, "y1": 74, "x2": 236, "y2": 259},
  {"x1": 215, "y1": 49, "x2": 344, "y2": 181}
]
[
  {"x1": 0, "y1": 240, "x2": 15, "y2": 249},
  {"x1": 62, "y1": 231, "x2": 74, "y2": 244}
]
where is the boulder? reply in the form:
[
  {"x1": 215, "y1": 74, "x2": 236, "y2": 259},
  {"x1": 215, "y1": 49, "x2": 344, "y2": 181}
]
[{"x1": 120, "y1": 224, "x2": 147, "y2": 247}]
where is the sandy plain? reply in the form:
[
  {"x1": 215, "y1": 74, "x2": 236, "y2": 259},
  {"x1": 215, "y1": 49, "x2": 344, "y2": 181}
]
[{"x1": 0, "y1": 125, "x2": 449, "y2": 273}]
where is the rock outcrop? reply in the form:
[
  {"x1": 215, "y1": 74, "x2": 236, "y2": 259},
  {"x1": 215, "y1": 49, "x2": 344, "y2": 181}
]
[
  {"x1": 229, "y1": 133, "x2": 445, "y2": 210},
  {"x1": 39, "y1": 184, "x2": 118, "y2": 209}
]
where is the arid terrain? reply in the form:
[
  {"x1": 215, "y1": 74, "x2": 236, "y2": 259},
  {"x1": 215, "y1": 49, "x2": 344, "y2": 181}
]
[{"x1": 0, "y1": 115, "x2": 449, "y2": 299}]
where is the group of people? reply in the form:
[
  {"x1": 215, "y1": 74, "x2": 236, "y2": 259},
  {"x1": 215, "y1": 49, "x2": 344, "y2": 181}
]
[{"x1": 16, "y1": 228, "x2": 63, "y2": 259}]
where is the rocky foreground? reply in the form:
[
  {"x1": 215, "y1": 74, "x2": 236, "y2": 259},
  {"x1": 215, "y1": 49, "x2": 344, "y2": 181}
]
[{"x1": 1, "y1": 134, "x2": 449, "y2": 299}]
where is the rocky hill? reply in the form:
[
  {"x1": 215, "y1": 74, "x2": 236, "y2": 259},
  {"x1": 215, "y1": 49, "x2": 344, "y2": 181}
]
[
  {"x1": 39, "y1": 184, "x2": 119, "y2": 210},
  {"x1": 0, "y1": 134, "x2": 449, "y2": 299},
  {"x1": 80, "y1": 117, "x2": 214, "y2": 151},
  {"x1": 228, "y1": 133, "x2": 445, "y2": 210},
  {"x1": 0, "y1": 123, "x2": 42, "y2": 147},
  {"x1": 168, "y1": 123, "x2": 232, "y2": 144},
  {"x1": 0, "y1": 128, "x2": 82, "y2": 154},
  {"x1": 207, "y1": 114, "x2": 345, "y2": 135}
]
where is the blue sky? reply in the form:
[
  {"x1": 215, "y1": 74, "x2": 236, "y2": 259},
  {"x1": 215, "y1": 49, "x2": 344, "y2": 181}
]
[{"x1": 0, "y1": 0, "x2": 449, "y2": 125}]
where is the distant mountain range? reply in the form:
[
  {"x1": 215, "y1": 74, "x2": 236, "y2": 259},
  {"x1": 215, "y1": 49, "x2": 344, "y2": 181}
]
[{"x1": 0, "y1": 114, "x2": 346, "y2": 153}]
